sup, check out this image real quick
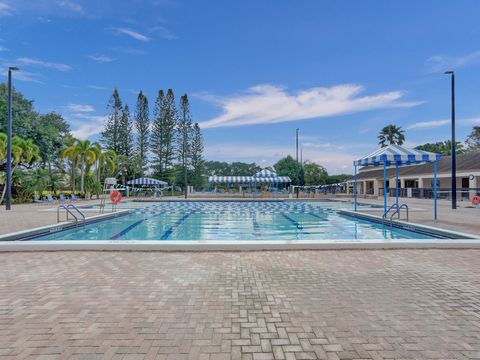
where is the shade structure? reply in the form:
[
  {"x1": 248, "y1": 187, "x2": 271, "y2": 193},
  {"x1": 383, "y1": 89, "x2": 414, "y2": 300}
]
[
  {"x1": 253, "y1": 169, "x2": 278, "y2": 178},
  {"x1": 353, "y1": 144, "x2": 441, "y2": 222},
  {"x1": 354, "y1": 144, "x2": 441, "y2": 167},
  {"x1": 127, "y1": 177, "x2": 167, "y2": 186},
  {"x1": 208, "y1": 175, "x2": 291, "y2": 183}
]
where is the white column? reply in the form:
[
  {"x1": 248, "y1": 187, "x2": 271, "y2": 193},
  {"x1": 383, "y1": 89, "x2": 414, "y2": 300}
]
[
  {"x1": 362, "y1": 181, "x2": 367, "y2": 195},
  {"x1": 418, "y1": 178, "x2": 424, "y2": 188},
  {"x1": 400, "y1": 178, "x2": 405, "y2": 188},
  {"x1": 373, "y1": 179, "x2": 379, "y2": 196},
  {"x1": 470, "y1": 176, "x2": 478, "y2": 198}
]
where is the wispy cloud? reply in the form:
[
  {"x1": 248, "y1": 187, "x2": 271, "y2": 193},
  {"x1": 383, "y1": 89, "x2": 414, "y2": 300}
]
[
  {"x1": 69, "y1": 114, "x2": 107, "y2": 139},
  {"x1": 88, "y1": 84, "x2": 110, "y2": 90},
  {"x1": 114, "y1": 27, "x2": 150, "y2": 42},
  {"x1": 426, "y1": 51, "x2": 480, "y2": 72},
  {"x1": 57, "y1": 0, "x2": 85, "y2": 15},
  {"x1": 149, "y1": 25, "x2": 177, "y2": 40},
  {"x1": 205, "y1": 143, "x2": 359, "y2": 173},
  {"x1": 66, "y1": 103, "x2": 95, "y2": 112},
  {"x1": 17, "y1": 57, "x2": 72, "y2": 72},
  {"x1": 198, "y1": 84, "x2": 422, "y2": 129},
  {"x1": 88, "y1": 54, "x2": 116, "y2": 63},
  {"x1": 0, "y1": 2, "x2": 13, "y2": 16},
  {"x1": 407, "y1": 117, "x2": 480, "y2": 130},
  {"x1": 407, "y1": 119, "x2": 450, "y2": 129},
  {"x1": 0, "y1": 46, "x2": 8, "y2": 51},
  {"x1": 0, "y1": 69, "x2": 43, "y2": 83}
]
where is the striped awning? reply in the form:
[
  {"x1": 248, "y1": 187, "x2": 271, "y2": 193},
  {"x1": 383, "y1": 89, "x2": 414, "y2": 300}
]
[
  {"x1": 127, "y1": 177, "x2": 168, "y2": 186},
  {"x1": 208, "y1": 175, "x2": 291, "y2": 183},
  {"x1": 354, "y1": 144, "x2": 441, "y2": 167},
  {"x1": 208, "y1": 176, "x2": 252, "y2": 183},
  {"x1": 253, "y1": 169, "x2": 278, "y2": 178}
]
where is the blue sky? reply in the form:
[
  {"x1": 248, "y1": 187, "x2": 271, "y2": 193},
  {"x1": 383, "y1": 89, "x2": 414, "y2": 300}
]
[{"x1": 1, "y1": 0, "x2": 480, "y2": 173}]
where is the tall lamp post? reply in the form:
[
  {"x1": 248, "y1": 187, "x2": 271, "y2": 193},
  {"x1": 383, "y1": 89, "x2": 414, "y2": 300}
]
[
  {"x1": 295, "y1": 128, "x2": 299, "y2": 199},
  {"x1": 445, "y1": 71, "x2": 456, "y2": 210},
  {"x1": 6, "y1": 66, "x2": 19, "y2": 211}
]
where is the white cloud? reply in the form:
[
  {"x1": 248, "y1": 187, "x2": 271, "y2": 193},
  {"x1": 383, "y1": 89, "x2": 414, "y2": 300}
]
[
  {"x1": 205, "y1": 143, "x2": 359, "y2": 174},
  {"x1": 69, "y1": 114, "x2": 107, "y2": 139},
  {"x1": 17, "y1": 57, "x2": 72, "y2": 71},
  {"x1": 57, "y1": 0, "x2": 84, "y2": 14},
  {"x1": 88, "y1": 84, "x2": 110, "y2": 90},
  {"x1": 0, "y1": 2, "x2": 13, "y2": 16},
  {"x1": 407, "y1": 117, "x2": 480, "y2": 130},
  {"x1": 66, "y1": 103, "x2": 95, "y2": 112},
  {"x1": 114, "y1": 27, "x2": 150, "y2": 42},
  {"x1": 0, "y1": 46, "x2": 8, "y2": 51},
  {"x1": 407, "y1": 119, "x2": 450, "y2": 129},
  {"x1": 88, "y1": 55, "x2": 116, "y2": 63},
  {"x1": 0, "y1": 69, "x2": 43, "y2": 83},
  {"x1": 198, "y1": 84, "x2": 421, "y2": 129},
  {"x1": 426, "y1": 51, "x2": 480, "y2": 72},
  {"x1": 149, "y1": 25, "x2": 177, "y2": 40}
]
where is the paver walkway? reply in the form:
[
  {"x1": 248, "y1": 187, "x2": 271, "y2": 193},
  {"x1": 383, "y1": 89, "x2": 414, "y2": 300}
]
[{"x1": 1, "y1": 250, "x2": 480, "y2": 359}]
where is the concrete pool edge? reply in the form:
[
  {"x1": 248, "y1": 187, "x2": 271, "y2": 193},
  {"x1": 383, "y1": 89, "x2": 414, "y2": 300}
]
[
  {"x1": 338, "y1": 210, "x2": 480, "y2": 240},
  {"x1": 0, "y1": 210, "x2": 131, "y2": 241},
  {"x1": 2, "y1": 239, "x2": 480, "y2": 251}
]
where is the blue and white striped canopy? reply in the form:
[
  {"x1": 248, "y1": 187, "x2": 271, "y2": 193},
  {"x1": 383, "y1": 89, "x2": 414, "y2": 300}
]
[
  {"x1": 354, "y1": 144, "x2": 441, "y2": 167},
  {"x1": 208, "y1": 176, "x2": 252, "y2": 183},
  {"x1": 253, "y1": 169, "x2": 277, "y2": 178},
  {"x1": 127, "y1": 177, "x2": 168, "y2": 186},
  {"x1": 208, "y1": 175, "x2": 291, "y2": 183}
]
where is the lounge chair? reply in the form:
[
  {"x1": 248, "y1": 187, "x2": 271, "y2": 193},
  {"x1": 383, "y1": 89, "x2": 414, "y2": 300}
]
[
  {"x1": 47, "y1": 194, "x2": 58, "y2": 204},
  {"x1": 59, "y1": 194, "x2": 68, "y2": 203}
]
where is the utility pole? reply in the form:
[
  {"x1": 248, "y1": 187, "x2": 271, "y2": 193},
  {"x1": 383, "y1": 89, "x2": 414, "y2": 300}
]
[
  {"x1": 6, "y1": 67, "x2": 19, "y2": 210},
  {"x1": 445, "y1": 71, "x2": 456, "y2": 209},
  {"x1": 295, "y1": 128, "x2": 299, "y2": 199}
]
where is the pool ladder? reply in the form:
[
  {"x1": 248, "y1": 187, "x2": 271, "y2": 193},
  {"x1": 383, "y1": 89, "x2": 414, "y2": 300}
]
[
  {"x1": 382, "y1": 203, "x2": 409, "y2": 227},
  {"x1": 57, "y1": 204, "x2": 86, "y2": 227}
]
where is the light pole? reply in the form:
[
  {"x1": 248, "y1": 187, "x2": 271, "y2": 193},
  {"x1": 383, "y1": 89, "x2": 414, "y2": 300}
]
[
  {"x1": 6, "y1": 66, "x2": 19, "y2": 211},
  {"x1": 445, "y1": 71, "x2": 456, "y2": 209},
  {"x1": 295, "y1": 128, "x2": 299, "y2": 198}
]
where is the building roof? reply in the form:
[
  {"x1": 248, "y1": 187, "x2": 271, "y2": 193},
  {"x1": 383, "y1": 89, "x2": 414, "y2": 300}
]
[
  {"x1": 356, "y1": 151, "x2": 480, "y2": 180},
  {"x1": 354, "y1": 144, "x2": 441, "y2": 167}
]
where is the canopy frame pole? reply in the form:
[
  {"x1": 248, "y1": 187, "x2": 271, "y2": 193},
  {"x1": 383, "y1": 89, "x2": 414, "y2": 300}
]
[
  {"x1": 395, "y1": 162, "x2": 399, "y2": 209},
  {"x1": 383, "y1": 161, "x2": 387, "y2": 214},
  {"x1": 354, "y1": 164, "x2": 357, "y2": 212},
  {"x1": 434, "y1": 160, "x2": 438, "y2": 222}
]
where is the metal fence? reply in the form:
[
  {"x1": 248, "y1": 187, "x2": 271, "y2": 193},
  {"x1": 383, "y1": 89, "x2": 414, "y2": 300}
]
[{"x1": 382, "y1": 188, "x2": 480, "y2": 200}]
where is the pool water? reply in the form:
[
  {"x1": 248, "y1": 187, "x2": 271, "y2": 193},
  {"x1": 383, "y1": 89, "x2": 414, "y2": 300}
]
[{"x1": 34, "y1": 201, "x2": 436, "y2": 241}]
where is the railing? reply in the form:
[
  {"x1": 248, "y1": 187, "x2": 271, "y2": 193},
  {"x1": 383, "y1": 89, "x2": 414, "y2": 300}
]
[
  {"x1": 382, "y1": 203, "x2": 398, "y2": 220},
  {"x1": 57, "y1": 204, "x2": 86, "y2": 227},
  {"x1": 381, "y1": 187, "x2": 480, "y2": 200},
  {"x1": 389, "y1": 204, "x2": 409, "y2": 225}
]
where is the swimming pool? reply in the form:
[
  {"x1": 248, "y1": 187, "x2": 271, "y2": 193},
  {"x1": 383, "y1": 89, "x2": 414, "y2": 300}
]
[{"x1": 32, "y1": 201, "x2": 437, "y2": 241}]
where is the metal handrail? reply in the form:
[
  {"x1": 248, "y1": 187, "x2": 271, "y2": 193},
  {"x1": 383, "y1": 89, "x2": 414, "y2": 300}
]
[
  {"x1": 66, "y1": 204, "x2": 86, "y2": 226},
  {"x1": 57, "y1": 205, "x2": 78, "y2": 224},
  {"x1": 389, "y1": 204, "x2": 409, "y2": 226},
  {"x1": 382, "y1": 203, "x2": 398, "y2": 219}
]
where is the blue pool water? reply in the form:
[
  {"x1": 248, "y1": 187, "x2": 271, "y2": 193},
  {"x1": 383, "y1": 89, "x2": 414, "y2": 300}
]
[{"x1": 33, "y1": 201, "x2": 436, "y2": 241}]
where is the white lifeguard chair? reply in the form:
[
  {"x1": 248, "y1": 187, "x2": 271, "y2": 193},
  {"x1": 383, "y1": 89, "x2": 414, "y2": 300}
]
[{"x1": 99, "y1": 177, "x2": 118, "y2": 213}]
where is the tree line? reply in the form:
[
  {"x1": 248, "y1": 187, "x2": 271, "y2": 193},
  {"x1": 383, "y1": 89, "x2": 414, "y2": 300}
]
[
  {"x1": 100, "y1": 89, "x2": 204, "y2": 197},
  {"x1": 378, "y1": 123, "x2": 480, "y2": 154}
]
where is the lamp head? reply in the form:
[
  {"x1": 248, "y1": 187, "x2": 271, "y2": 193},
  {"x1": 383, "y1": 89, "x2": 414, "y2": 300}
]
[
  {"x1": 8, "y1": 67, "x2": 19, "y2": 71},
  {"x1": 444, "y1": 70, "x2": 454, "y2": 75}
]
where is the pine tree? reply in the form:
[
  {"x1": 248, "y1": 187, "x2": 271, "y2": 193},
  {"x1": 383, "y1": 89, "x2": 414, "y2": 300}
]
[
  {"x1": 151, "y1": 89, "x2": 177, "y2": 181},
  {"x1": 118, "y1": 104, "x2": 133, "y2": 157},
  {"x1": 101, "y1": 89, "x2": 122, "y2": 153},
  {"x1": 134, "y1": 90, "x2": 150, "y2": 173},
  {"x1": 177, "y1": 94, "x2": 193, "y2": 198},
  {"x1": 190, "y1": 123, "x2": 204, "y2": 190}
]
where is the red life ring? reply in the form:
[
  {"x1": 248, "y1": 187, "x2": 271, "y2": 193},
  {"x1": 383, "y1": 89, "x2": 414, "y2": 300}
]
[
  {"x1": 110, "y1": 191, "x2": 122, "y2": 204},
  {"x1": 472, "y1": 195, "x2": 480, "y2": 206}
]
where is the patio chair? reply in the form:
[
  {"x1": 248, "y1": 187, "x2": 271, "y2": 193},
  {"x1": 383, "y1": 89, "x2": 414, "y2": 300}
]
[
  {"x1": 70, "y1": 194, "x2": 78, "y2": 202},
  {"x1": 59, "y1": 194, "x2": 68, "y2": 203},
  {"x1": 47, "y1": 194, "x2": 58, "y2": 204}
]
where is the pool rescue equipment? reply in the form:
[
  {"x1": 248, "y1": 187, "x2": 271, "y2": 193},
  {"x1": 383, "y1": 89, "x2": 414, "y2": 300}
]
[
  {"x1": 110, "y1": 191, "x2": 123, "y2": 204},
  {"x1": 471, "y1": 195, "x2": 480, "y2": 206}
]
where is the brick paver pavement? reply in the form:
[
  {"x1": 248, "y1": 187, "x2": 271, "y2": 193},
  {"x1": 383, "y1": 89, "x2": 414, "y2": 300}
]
[{"x1": 1, "y1": 250, "x2": 480, "y2": 359}]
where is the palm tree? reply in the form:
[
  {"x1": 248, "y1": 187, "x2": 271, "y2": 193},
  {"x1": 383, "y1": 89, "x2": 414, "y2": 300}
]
[
  {"x1": 91, "y1": 143, "x2": 116, "y2": 181},
  {"x1": 60, "y1": 137, "x2": 80, "y2": 193},
  {"x1": 0, "y1": 136, "x2": 41, "y2": 204},
  {"x1": 378, "y1": 124, "x2": 405, "y2": 147},
  {"x1": 75, "y1": 140, "x2": 97, "y2": 195}
]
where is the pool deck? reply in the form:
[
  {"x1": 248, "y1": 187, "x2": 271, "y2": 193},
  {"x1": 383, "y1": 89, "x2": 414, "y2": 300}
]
[{"x1": 1, "y1": 250, "x2": 480, "y2": 359}]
